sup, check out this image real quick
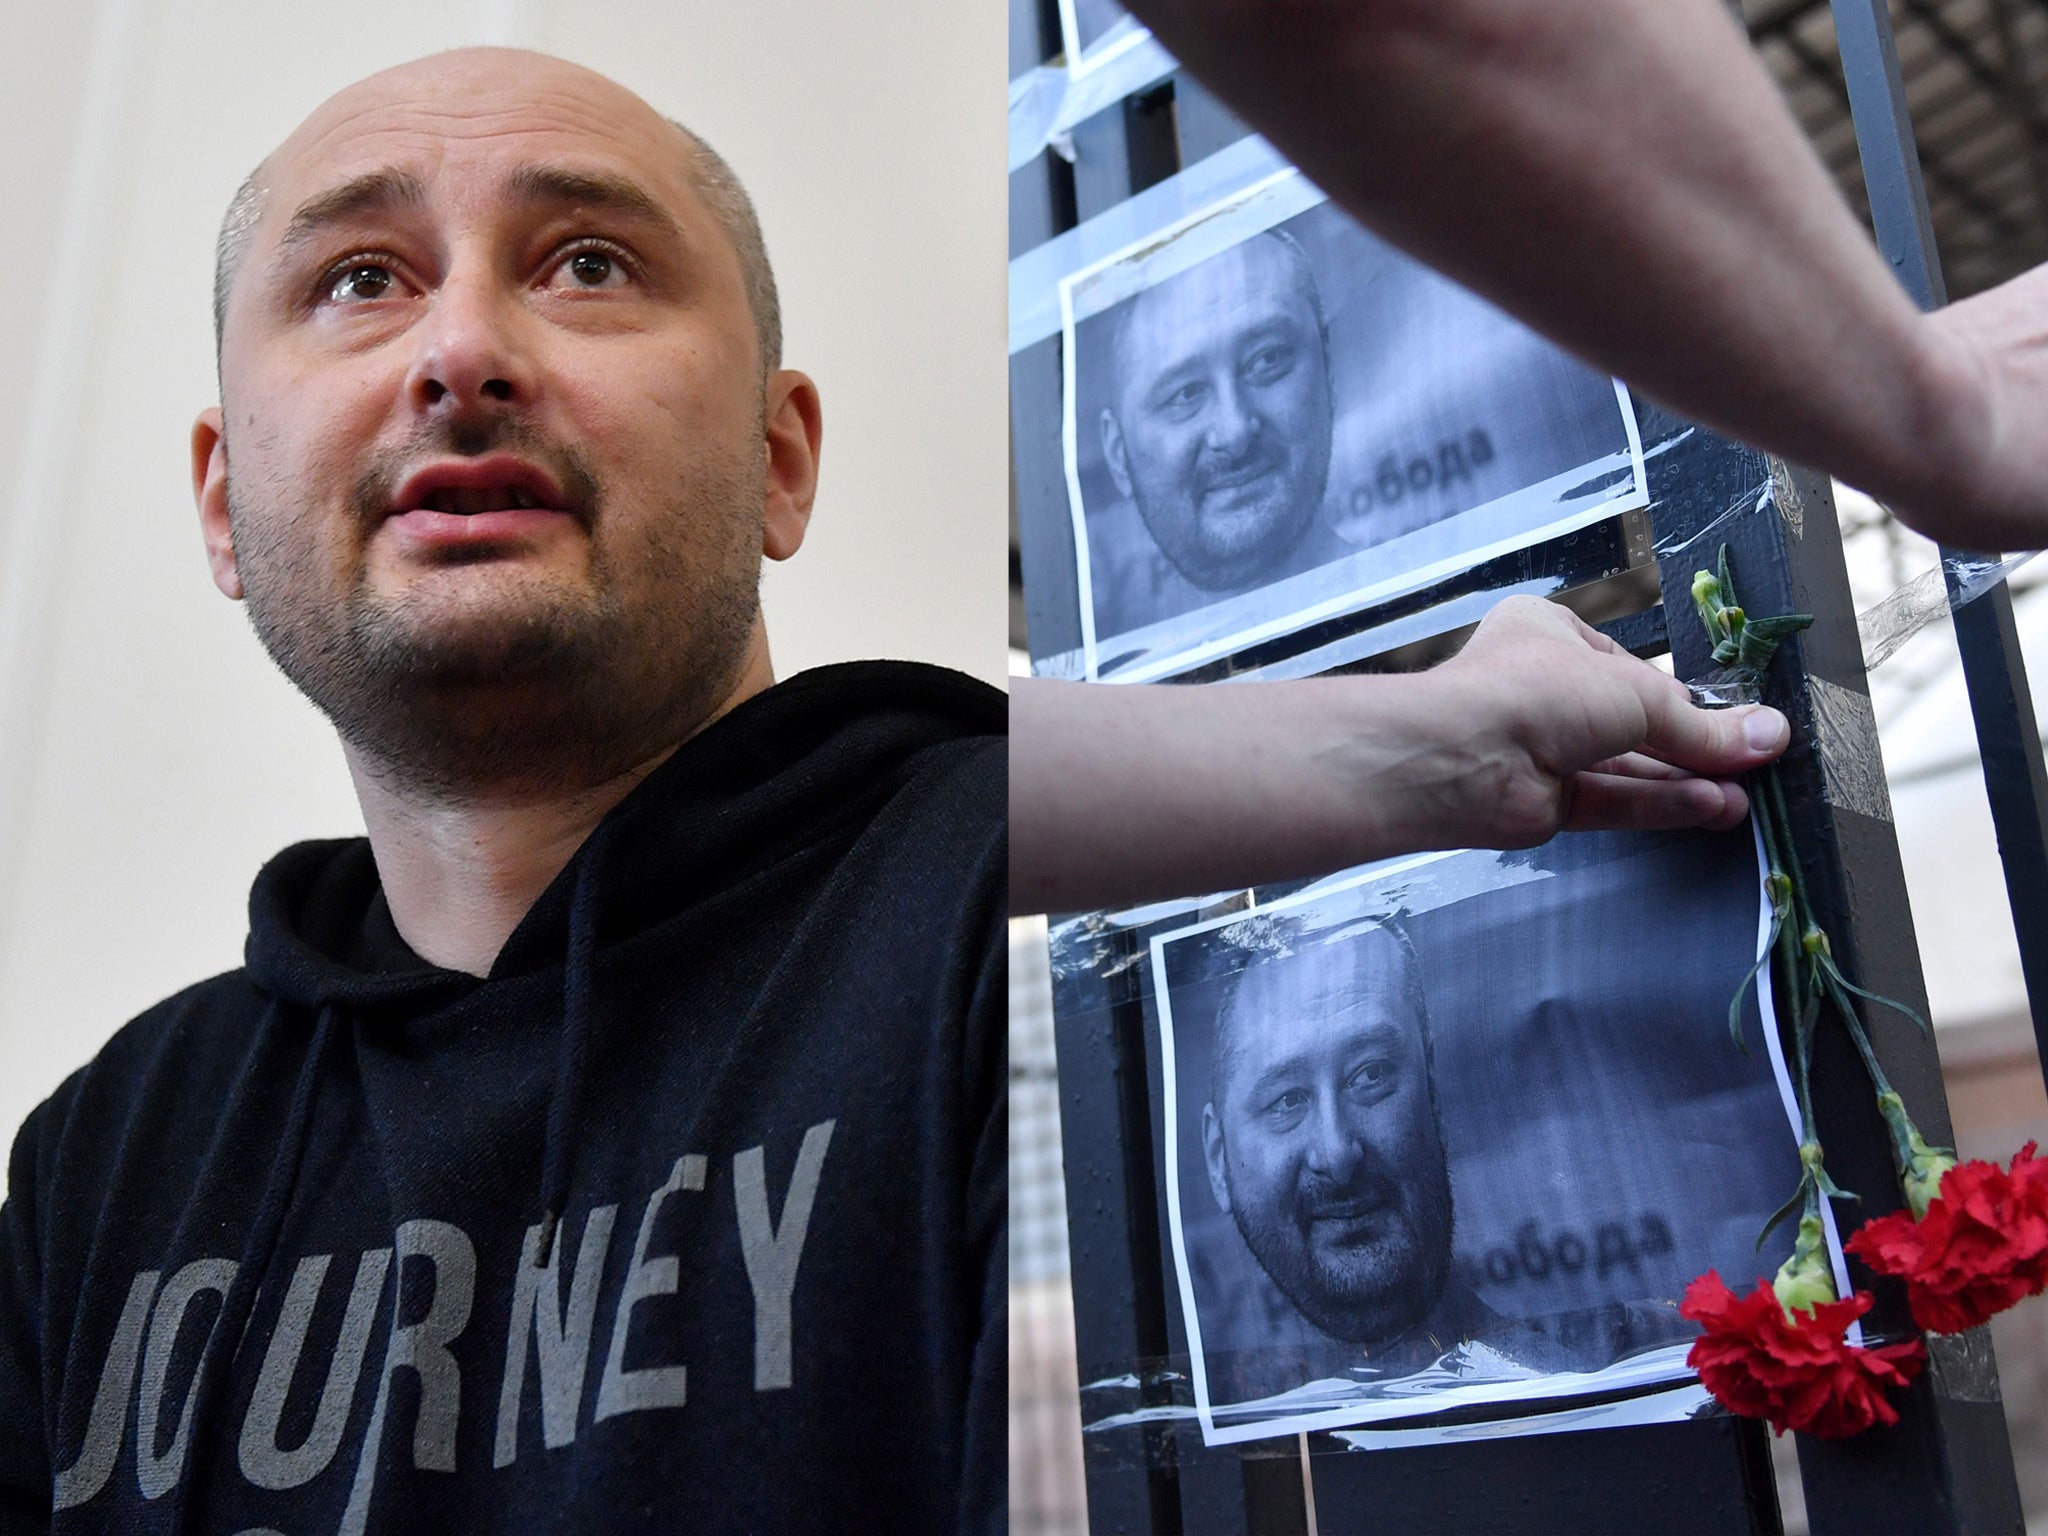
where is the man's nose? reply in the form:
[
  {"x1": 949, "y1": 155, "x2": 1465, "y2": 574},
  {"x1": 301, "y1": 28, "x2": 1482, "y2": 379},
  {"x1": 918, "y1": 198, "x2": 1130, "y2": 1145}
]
[
  {"x1": 403, "y1": 262, "x2": 537, "y2": 419},
  {"x1": 1201, "y1": 376, "x2": 1259, "y2": 455},
  {"x1": 1301, "y1": 1091, "x2": 1363, "y2": 1181}
]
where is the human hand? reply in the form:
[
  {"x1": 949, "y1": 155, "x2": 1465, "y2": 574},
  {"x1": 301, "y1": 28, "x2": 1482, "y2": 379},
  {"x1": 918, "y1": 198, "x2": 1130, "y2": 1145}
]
[
  {"x1": 1889, "y1": 261, "x2": 2048, "y2": 551},
  {"x1": 1425, "y1": 596, "x2": 1792, "y2": 848}
]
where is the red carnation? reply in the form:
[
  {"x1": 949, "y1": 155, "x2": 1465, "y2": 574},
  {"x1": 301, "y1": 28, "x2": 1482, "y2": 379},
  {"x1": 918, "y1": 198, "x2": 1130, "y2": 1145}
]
[
  {"x1": 1845, "y1": 1143, "x2": 2048, "y2": 1334},
  {"x1": 1680, "y1": 1271, "x2": 1924, "y2": 1438}
]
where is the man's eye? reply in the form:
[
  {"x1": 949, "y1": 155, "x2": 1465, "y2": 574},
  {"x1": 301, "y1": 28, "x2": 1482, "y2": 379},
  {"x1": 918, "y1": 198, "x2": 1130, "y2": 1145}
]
[
  {"x1": 328, "y1": 264, "x2": 398, "y2": 303},
  {"x1": 1347, "y1": 1060, "x2": 1392, "y2": 1093},
  {"x1": 1244, "y1": 343, "x2": 1296, "y2": 383},
  {"x1": 1264, "y1": 1087, "x2": 1309, "y2": 1117},
  {"x1": 551, "y1": 246, "x2": 630, "y2": 291},
  {"x1": 1153, "y1": 381, "x2": 1207, "y2": 418}
]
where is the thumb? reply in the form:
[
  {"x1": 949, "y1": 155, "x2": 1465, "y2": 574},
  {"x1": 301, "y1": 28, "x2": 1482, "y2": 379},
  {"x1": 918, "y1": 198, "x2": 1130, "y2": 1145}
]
[{"x1": 1638, "y1": 677, "x2": 1790, "y2": 775}]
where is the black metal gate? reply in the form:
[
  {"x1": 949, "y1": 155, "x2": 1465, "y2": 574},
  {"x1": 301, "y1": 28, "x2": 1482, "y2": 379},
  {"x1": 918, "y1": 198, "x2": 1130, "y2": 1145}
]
[{"x1": 1011, "y1": 2, "x2": 2039, "y2": 1529}]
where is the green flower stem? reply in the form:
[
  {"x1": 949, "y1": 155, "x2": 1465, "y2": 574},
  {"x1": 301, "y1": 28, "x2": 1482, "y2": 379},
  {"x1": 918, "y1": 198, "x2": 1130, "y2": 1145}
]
[
  {"x1": 1792, "y1": 977, "x2": 1819, "y2": 1145},
  {"x1": 1824, "y1": 971, "x2": 1897, "y2": 1102},
  {"x1": 1763, "y1": 766, "x2": 1821, "y2": 940},
  {"x1": 1696, "y1": 544, "x2": 1951, "y2": 1238},
  {"x1": 1750, "y1": 769, "x2": 1816, "y2": 1116}
]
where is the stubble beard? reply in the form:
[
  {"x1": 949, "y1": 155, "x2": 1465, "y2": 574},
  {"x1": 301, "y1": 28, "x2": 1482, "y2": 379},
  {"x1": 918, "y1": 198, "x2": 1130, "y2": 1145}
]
[
  {"x1": 229, "y1": 420, "x2": 765, "y2": 802},
  {"x1": 1135, "y1": 424, "x2": 1333, "y2": 594},
  {"x1": 1232, "y1": 1151, "x2": 1455, "y2": 1346}
]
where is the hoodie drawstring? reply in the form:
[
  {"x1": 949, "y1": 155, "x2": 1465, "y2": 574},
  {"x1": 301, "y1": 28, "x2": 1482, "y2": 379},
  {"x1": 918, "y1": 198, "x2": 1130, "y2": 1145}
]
[
  {"x1": 535, "y1": 822, "x2": 610, "y2": 1268},
  {"x1": 167, "y1": 999, "x2": 339, "y2": 1536}
]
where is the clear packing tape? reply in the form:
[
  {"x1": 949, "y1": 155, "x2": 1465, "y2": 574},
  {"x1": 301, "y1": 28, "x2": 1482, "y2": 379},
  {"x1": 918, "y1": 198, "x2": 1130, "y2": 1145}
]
[
  {"x1": 1645, "y1": 459, "x2": 2040, "y2": 682},
  {"x1": 1855, "y1": 550, "x2": 2039, "y2": 672},
  {"x1": 1683, "y1": 551, "x2": 2037, "y2": 722},
  {"x1": 1070, "y1": 1351, "x2": 1723, "y2": 1465},
  {"x1": 1008, "y1": 33, "x2": 1178, "y2": 173},
  {"x1": 1671, "y1": 498, "x2": 2034, "y2": 823}
]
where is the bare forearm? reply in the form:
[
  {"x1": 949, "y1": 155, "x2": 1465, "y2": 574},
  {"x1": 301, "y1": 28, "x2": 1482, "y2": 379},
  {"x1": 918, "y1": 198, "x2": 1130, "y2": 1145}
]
[
  {"x1": 1009, "y1": 600, "x2": 1788, "y2": 916},
  {"x1": 1009, "y1": 674, "x2": 1473, "y2": 913},
  {"x1": 1122, "y1": 0, "x2": 1978, "y2": 529}
]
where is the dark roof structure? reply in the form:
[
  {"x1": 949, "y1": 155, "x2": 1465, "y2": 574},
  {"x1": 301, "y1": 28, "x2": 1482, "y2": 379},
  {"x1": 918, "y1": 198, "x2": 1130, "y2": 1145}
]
[{"x1": 1747, "y1": 0, "x2": 2048, "y2": 298}]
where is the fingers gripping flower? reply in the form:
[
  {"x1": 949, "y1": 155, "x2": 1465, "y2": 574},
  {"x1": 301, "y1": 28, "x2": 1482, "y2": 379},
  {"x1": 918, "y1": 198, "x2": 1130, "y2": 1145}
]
[
  {"x1": 1682, "y1": 1215, "x2": 1925, "y2": 1439},
  {"x1": 1845, "y1": 1143, "x2": 2048, "y2": 1334}
]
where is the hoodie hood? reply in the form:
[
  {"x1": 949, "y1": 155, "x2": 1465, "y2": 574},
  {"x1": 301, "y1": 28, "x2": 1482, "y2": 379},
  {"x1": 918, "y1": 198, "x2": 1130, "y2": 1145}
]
[
  {"x1": 245, "y1": 659, "x2": 1004, "y2": 1011},
  {"x1": 240, "y1": 654, "x2": 1005, "y2": 1281}
]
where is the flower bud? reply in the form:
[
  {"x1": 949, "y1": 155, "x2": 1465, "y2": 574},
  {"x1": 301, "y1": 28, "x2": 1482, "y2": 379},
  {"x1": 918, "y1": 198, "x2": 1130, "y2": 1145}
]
[
  {"x1": 1877, "y1": 1090, "x2": 1959, "y2": 1219},
  {"x1": 1774, "y1": 1212, "x2": 1839, "y2": 1318}
]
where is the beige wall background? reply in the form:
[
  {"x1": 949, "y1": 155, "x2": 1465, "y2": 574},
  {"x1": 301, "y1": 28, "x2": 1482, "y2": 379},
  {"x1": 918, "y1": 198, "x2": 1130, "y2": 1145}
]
[{"x1": 0, "y1": 0, "x2": 1006, "y2": 1149}]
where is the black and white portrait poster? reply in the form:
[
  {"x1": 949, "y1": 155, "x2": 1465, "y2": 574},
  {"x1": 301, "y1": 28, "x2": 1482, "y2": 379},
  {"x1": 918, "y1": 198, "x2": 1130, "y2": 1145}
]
[
  {"x1": 1149, "y1": 827, "x2": 1852, "y2": 1445},
  {"x1": 1051, "y1": 169, "x2": 1647, "y2": 681}
]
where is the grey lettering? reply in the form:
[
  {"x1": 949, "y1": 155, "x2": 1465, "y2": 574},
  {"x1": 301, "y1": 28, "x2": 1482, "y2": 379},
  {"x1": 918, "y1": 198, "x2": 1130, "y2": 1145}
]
[
  {"x1": 493, "y1": 1205, "x2": 617, "y2": 1466},
  {"x1": 340, "y1": 1221, "x2": 476, "y2": 1536},
  {"x1": 239, "y1": 1249, "x2": 391, "y2": 1490},
  {"x1": 734, "y1": 1121, "x2": 835, "y2": 1392},
  {"x1": 1594, "y1": 1222, "x2": 1639, "y2": 1279},
  {"x1": 1375, "y1": 454, "x2": 1404, "y2": 503},
  {"x1": 136, "y1": 1258, "x2": 238, "y2": 1500},
  {"x1": 594, "y1": 1157, "x2": 704, "y2": 1421},
  {"x1": 51, "y1": 1269, "x2": 159, "y2": 1510}
]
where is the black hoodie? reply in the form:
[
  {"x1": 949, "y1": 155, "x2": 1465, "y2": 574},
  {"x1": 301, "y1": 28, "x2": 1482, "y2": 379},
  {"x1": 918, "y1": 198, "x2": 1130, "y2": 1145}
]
[{"x1": 0, "y1": 661, "x2": 1006, "y2": 1535}]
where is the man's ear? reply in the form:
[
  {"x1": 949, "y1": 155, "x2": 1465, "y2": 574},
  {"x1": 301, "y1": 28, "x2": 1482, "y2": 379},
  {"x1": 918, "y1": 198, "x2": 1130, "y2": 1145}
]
[
  {"x1": 1100, "y1": 408, "x2": 1133, "y2": 500},
  {"x1": 1203, "y1": 1103, "x2": 1233, "y2": 1216},
  {"x1": 191, "y1": 408, "x2": 243, "y2": 601},
  {"x1": 761, "y1": 369, "x2": 822, "y2": 562}
]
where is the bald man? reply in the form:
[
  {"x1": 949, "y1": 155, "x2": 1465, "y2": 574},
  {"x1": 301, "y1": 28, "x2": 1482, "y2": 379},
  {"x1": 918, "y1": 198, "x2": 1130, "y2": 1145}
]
[
  {"x1": 1091, "y1": 231, "x2": 1353, "y2": 634},
  {"x1": 0, "y1": 50, "x2": 1002, "y2": 1535},
  {"x1": 1195, "y1": 926, "x2": 1691, "y2": 1405},
  {"x1": 1203, "y1": 927, "x2": 1464, "y2": 1355}
]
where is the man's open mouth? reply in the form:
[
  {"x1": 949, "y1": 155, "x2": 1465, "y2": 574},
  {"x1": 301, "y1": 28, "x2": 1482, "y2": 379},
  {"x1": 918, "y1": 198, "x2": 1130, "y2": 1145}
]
[
  {"x1": 387, "y1": 455, "x2": 578, "y2": 523},
  {"x1": 413, "y1": 485, "x2": 549, "y2": 515},
  {"x1": 377, "y1": 455, "x2": 587, "y2": 551}
]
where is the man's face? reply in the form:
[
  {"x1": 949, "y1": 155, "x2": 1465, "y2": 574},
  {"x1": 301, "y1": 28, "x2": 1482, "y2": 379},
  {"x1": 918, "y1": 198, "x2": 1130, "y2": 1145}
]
[
  {"x1": 194, "y1": 50, "x2": 818, "y2": 795},
  {"x1": 1202, "y1": 935, "x2": 1453, "y2": 1344},
  {"x1": 1099, "y1": 236, "x2": 1333, "y2": 594}
]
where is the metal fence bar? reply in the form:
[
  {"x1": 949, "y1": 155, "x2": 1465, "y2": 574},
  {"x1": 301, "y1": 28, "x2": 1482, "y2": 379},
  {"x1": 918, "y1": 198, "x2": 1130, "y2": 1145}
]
[{"x1": 1829, "y1": 0, "x2": 2048, "y2": 1110}]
